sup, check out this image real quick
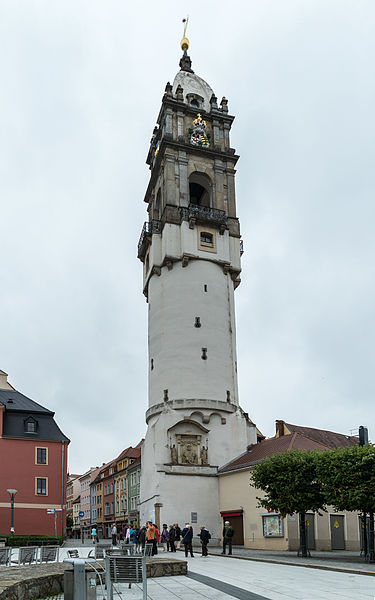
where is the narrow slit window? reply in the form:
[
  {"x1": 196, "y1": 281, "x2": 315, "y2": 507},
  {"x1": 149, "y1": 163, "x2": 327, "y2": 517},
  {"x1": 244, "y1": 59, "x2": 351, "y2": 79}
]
[
  {"x1": 151, "y1": 358, "x2": 154, "y2": 370},
  {"x1": 195, "y1": 317, "x2": 201, "y2": 328},
  {"x1": 204, "y1": 284, "x2": 208, "y2": 292},
  {"x1": 201, "y1": 348, "x2": 207, "y2": 360}
]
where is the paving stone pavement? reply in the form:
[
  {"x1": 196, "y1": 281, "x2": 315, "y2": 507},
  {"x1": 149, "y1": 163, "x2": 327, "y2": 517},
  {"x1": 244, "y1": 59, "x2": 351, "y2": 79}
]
[{"x1": 5, "y1": 543, "x2": 375, "y2": 599}]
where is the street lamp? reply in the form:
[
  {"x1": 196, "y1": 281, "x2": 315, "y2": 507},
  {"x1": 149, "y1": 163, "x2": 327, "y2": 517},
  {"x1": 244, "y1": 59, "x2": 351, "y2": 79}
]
[{"x1": 7, "y1": 489, "x2": 17, "y2": 537}]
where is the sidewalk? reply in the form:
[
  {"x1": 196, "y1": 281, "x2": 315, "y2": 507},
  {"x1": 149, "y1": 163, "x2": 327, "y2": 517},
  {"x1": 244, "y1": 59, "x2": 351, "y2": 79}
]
[
  {"x1": 201, "y1": 545, "x2": 375, "y2": 576},
  {"x1": 62, "y1": 540, "x2": 375, "y2": 576}
]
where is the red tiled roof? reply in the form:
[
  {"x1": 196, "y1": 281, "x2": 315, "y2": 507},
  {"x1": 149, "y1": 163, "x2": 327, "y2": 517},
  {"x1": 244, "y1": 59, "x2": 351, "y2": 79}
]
[
  {"x1": 284, "y1": 423, "x2": 358, "y2": 448},
  {"x1": 219, "y1": 432, "x2": 332, "y2": 474}
]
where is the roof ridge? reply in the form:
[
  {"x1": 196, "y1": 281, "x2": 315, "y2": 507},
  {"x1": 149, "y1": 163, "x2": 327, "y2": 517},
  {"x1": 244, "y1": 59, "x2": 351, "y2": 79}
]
[{"x1": 285, "y1": 422, "x2": 357, "y2": 440}]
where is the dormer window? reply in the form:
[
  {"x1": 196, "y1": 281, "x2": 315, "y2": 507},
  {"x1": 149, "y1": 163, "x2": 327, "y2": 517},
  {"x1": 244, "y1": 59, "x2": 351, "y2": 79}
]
[
  {"x1": 186, "y1": 93, "x2": 204, "y2": 110},
  {"x1": 24, "y1": 416, "x2": 37, "y2": 434}
]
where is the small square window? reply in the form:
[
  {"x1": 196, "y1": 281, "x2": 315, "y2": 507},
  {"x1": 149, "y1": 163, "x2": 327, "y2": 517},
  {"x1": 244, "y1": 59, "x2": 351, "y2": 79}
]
[{"x1": 200, "y1": 232, "x2": 213, "y2": 245}]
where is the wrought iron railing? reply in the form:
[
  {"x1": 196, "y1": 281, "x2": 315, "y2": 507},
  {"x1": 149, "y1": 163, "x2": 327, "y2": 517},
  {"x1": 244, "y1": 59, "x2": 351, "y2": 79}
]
[
  {"x1": 138, "y1": 219, "x2": 161, "y2": 252},
  {"x1": 180, "y1": 203, "x2": 227, "y2": 225},
  {"x1": 240, "y1": 239, "x2": 244, "y2": 255}
]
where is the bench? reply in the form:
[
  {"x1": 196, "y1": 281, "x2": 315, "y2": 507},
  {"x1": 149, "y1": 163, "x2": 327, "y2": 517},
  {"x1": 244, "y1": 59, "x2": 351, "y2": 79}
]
[
  {"x1": 0, "y1": 547, "x2": 11, "y2": 566},
  {"x1": 105, "y1": 555, "x2": 147, "y2": 600},
  {"x1": 11, "y1": 546, "x2": 38, "y2": 565},
  {"x1": 39, "y1": 545, "x2": 59, "y2": 563}
]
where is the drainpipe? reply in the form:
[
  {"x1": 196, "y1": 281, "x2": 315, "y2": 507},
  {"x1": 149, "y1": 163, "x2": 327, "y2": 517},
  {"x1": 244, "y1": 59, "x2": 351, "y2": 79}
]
[{"x1": 61, "y1": 441, "x2": 65, "y2": 538}]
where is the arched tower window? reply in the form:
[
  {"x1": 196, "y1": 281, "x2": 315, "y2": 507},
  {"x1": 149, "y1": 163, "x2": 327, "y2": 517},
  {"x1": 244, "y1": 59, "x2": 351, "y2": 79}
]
[{"x1": 189, "y1": 172, "x2": 211, "y2": 208}]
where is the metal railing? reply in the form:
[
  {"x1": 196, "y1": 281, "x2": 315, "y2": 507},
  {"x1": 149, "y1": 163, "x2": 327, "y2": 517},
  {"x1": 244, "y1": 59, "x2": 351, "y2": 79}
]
[
  {"x1": 180, "y1": 203, "x2": 227, "y2": 225},
  {"x1": 137, "y1": 219, "x2": 162, "y2": 252}
]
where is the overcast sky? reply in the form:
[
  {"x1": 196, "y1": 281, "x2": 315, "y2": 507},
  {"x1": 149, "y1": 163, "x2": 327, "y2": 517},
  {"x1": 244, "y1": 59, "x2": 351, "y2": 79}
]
[{"x1": 1, "y1": 1, "x2": 374, "y2": 474}]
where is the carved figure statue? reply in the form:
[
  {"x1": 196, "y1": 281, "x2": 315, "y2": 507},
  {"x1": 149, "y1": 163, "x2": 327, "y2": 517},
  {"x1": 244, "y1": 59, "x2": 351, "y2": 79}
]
[
  {"x1": 171, "y1": 444, "x2": 178, "y2": 464},
  {"x1": 181, "y1": 443, "x2": 197, "y2": 464},
  {"x1": 201, "y1": 445, "x2": 208, "y2": 465}
]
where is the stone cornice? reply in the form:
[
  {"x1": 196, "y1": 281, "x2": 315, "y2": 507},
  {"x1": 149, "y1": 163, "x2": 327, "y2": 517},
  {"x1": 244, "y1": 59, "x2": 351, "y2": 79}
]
[{"x1": 146, "y1": 398, "x2": 238, "y2": 424}]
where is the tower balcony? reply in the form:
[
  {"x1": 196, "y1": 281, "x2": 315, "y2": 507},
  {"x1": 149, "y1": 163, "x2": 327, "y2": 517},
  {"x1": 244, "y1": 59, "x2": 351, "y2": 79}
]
[
  {"x1": 180, "y1": 203, "x2": 227, "y2": 233},
  {"x1": 138, "y1": 219, "x2": 162, "y2": 259}
]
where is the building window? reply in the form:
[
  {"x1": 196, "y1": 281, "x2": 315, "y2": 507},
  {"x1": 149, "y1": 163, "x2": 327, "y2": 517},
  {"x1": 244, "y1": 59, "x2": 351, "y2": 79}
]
[
  {"x1": 262, "y1": 514, "x2": 284, "y2": 537},
  {"x1": 36, "y1": 447, "x2": 48, "y2": 465},
  {"x1": 36, "y1": 477, "x2": 48, "y2": 496},
  {"x1": 198, "y1": 226, "x2": 217, "y2": 253},
  {"x1": 110, "y1": 483, "x2": 113, "y2": 494},
  {"x1": 200, "y1": 232, "x2": 213, "y2": 246},
  {"x1": 25, "y1": 417, "x2": 37, "y2": 433}
]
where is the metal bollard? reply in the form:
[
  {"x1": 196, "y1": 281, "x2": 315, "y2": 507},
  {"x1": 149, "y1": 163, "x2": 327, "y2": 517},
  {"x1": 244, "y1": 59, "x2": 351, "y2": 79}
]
[{"x1": 64, "y1": 558, "x2": 97, "y2": 600}]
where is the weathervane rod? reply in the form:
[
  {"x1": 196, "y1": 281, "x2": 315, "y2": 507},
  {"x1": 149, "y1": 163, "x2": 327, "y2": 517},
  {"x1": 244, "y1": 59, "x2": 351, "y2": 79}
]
[
  {"x1": 181, "y1": 16, "x2": 190, "y2": 52},
  {"x1": 182, "y1": 16, "x2": 189, "y2": 38}
]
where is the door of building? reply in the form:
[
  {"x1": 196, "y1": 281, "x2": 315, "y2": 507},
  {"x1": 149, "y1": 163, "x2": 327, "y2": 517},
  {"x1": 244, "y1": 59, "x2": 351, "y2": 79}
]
[
  {"x1": 305, "y1": 513, "x2": 315, "y2": 550},
  {"x1": 330, "y1": 515, "x2": 345, "y2": 550},
  {"x1": 221, "y1": 515, "x2": 244, "y2": 545}
]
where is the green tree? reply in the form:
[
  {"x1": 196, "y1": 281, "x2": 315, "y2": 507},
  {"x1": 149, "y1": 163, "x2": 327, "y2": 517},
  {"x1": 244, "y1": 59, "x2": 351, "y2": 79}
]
[
  {"x1": 66, "y1": 515, "x2": 73, "y2": 529},
  {"x1": 317, "y1": 444, "x2": 375, "y2": 561},
  {"x1": 250, "y1": 450, "x2": 326, "y2": 557}
]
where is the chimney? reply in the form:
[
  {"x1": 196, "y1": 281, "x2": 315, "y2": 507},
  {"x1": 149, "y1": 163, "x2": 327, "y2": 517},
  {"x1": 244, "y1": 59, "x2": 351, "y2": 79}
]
[
  {"x1": 276, "y1": 420, "x2": 285, "y2": 437},
  {"x1": 0, "y1": 370, "x2": 13, "y2": 390}
]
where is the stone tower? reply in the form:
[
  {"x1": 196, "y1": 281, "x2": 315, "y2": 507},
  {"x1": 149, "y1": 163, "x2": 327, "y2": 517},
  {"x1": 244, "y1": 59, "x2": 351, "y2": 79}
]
[{"x1": 138, "y1": 39, "x2": 257, "y2": 540}]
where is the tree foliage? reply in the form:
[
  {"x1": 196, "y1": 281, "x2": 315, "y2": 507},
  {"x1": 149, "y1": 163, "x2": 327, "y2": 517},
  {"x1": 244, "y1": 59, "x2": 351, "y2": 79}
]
[
  {"x1": 317, "y1": 444, "x2": 375, "y2": 513},
  {"x1": 250, "y1": 449, "x2": 327, "y2": 517}
]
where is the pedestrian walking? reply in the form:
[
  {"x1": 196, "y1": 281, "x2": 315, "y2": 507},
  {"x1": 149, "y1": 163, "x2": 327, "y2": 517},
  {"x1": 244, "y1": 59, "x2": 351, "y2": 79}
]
[
  {"x1": 221, "y1": 520, "x2": 234, "y2": 555},
  {"x1": 161, "y1": 524, "x2": 170, "y2": 552},
  {"x1": 198, "y1": 526, "x2": 211, "y2": 557},
  {"x1": 91, "y1": 527, "x2": 97, "y2": 544},
  {"x1": 182, "y1": 525, "x2": 194, "y2": 558},
  {"x1": 111, "y1": 523, "x2": 118, "y2": 546},
  {"x1": 175, "y1": 523, "x2": 181, "y2": 550},
  {"x1": 169, "y1": 525, "x2": 176, "y2": 552},
  {"x1": 153, "y1": 524, "x2": 159, "y2": 555},
  {"x1": 126, "y1": 525, "x2": 134, "y2": 544},
  {"x1": 146, "y1": 521, "x2": 155, "y2": 554},
  {"x1": 139, "y1": 525, "x2": 147, "y2": 551}
]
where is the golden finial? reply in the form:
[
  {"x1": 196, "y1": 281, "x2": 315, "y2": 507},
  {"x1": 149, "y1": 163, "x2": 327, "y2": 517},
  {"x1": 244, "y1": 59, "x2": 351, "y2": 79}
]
[{"x1": 181, "y1": 16, "x2": 189, "y2": 52}]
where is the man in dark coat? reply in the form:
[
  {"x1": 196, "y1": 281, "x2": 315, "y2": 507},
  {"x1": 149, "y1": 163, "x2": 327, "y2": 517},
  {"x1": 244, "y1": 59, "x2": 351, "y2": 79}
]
[
  {"x1": 182, "y1": 524, "x2": 194, "y2": 557},
  {"x1": 198, "y1": 526, "x2": 211, "y2": 557},
  {"x1": 174, "y1": 523, "x2": 181, "y2": 550},
  {"x1": 222, "y1": 520, "x2": 234, "y2": 555}
]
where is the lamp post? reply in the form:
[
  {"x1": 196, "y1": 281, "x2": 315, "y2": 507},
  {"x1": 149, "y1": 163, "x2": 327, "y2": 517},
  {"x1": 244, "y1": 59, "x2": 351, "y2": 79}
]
[{"x1": 7, "y1": 489, "x2": 17, "y2": 537}]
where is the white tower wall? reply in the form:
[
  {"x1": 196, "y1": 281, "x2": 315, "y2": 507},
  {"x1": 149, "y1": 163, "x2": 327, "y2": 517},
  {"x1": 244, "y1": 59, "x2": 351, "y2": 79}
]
[{"x1": 148, "y1": 257, "x2": 239, "y2": 408}]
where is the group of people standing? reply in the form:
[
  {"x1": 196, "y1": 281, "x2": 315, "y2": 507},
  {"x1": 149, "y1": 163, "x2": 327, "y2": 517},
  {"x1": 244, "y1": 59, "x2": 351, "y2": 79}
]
[
  {"x1": 146, "y1": 522, "x2": 212, "y2": 558},
  {"x1": 94, "y1": 519, "x2": 234, "y2": 558}
]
